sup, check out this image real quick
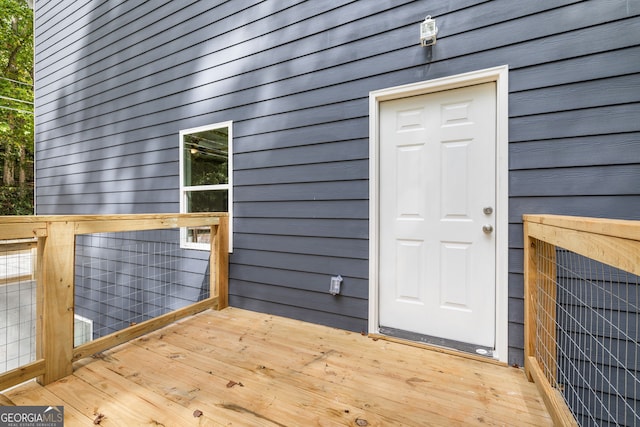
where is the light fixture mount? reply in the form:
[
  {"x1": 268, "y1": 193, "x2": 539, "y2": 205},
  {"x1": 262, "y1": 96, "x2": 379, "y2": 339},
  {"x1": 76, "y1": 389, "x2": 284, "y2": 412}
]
[{"x1": 420, "y1": 15, "x2": 438, "y2": 47}]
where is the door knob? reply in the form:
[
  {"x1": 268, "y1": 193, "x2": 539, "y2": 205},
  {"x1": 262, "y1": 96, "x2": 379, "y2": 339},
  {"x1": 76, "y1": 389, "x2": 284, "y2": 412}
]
[{"x1": 482, "y1": 224, "x2": 494, "y2": 234}]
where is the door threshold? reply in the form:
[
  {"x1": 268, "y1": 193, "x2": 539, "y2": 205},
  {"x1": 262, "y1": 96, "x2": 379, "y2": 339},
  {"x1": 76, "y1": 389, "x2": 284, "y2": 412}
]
[{"x1": 376, "y1": 326, "x2": 501, "y2": 364}]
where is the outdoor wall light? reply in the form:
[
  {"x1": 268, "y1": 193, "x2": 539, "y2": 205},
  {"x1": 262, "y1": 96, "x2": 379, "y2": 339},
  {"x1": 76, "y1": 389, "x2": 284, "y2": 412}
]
[
  {"x1": 329, "y1": 275, "x2": 343, "y2": 295},
  {"x1": 420, "y1": 15, "x2": 438, "y2": 46}
]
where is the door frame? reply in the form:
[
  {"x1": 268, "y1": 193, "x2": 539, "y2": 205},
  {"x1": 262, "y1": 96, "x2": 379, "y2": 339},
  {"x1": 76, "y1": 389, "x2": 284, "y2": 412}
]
[{"x1": 368, "y1": 65, "x2": 509, "y2": 362}]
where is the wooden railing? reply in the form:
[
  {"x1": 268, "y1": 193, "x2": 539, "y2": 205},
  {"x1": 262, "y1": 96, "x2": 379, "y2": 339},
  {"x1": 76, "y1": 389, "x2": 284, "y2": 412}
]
[
  {"x1": 0, "y1": 213, "x2": 228, "y2": 390},
  {"x1": 523, "y1": 214, "x2": 640, "y2": 427}
]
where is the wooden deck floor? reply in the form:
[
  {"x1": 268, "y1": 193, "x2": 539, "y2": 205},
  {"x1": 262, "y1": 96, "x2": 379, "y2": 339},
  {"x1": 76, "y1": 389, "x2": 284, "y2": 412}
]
[{"x1": 2, "y1": 308, "x2": 552, "y2": 426}]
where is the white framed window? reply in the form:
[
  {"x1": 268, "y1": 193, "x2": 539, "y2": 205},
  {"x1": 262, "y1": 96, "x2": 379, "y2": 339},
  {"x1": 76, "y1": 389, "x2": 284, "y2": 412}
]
[{"x1": 179, "y1": 121, "x2": 232, "y2": 251}]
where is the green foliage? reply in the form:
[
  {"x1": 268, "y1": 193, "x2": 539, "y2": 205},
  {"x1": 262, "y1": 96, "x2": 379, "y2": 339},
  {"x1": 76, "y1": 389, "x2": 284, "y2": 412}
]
[
  {"x1": 0, "y1": 185, "x2": 32, "y2": 215},
  {"x1": 191, "y1": 157, "x2": 228, "y2": 186},
  {"x1": 0, "y1": 0, "x2": 33, "y2": 214},
  {"x1": 0, "y1": 0, "x2": 32, "y2": 74}
]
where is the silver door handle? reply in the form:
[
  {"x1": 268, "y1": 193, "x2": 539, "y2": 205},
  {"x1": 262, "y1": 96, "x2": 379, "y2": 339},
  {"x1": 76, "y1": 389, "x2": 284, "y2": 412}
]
[{"x1": 482, "y1": 224, "x2": 493, "y2": 234}]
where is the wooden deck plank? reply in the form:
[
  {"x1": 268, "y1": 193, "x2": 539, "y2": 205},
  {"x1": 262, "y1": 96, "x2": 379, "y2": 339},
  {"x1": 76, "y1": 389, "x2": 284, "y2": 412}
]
[
  {"x1": 186, "y1": 308, "x2": 520, "y2": 383},
  {"x1": 5, "y1": 308, "x2": 553, "y2": 426},
  {"x1": 72, "y1": 362, "x2": 221, "y2": 426},
  {"x1": 171, "y1": 309, "x2": 549, "y2": 411},
  {"x1": 136, "y1": 330, "x2": 484, "y2": 426},
  {"x1": 2, "y1": 381, "x2": 93, "y2": 424},
  {"x1": 152, "y1": 310, "x2": 550, "y2": 425},
  {"x1": 0, "y1": 394, "x2": 14, "y2": 406},
  {"x1": 110, "y1": 340, "x2": 404, "y2": 426},
  {"x1": 96, "y1": 345, "x2": 288, "y2": 427},
  {"x1": 43, "y1": 372, "x2": 198, "y2": 426}
]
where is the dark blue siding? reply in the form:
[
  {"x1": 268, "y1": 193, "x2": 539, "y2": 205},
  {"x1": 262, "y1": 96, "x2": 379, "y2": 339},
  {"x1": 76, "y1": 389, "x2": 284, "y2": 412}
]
[{"x1": 34, "y1": 0, "x2": 640, "y2": 369}]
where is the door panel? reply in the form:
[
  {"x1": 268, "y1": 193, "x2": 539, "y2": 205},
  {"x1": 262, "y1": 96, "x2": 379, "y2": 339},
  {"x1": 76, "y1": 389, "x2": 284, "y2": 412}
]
[
  {"x1": 378, "y1": 82, "x2": 497, "y2": 348},
  {"x1": 395, "y1": 239, "x2": 425, "y2": 304}
]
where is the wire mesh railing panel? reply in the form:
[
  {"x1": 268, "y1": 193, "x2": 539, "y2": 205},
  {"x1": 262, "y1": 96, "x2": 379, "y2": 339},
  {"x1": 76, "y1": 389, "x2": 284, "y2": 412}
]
[
  {"x1": 536, "y1": 244, "x2": 640, "y2": 426},
  {"x1": 74, "y1": 230, "x2": 210, "y2": 344},
  {"x1": 0, "y1": 244, "x2": 36, "y2": 374}
]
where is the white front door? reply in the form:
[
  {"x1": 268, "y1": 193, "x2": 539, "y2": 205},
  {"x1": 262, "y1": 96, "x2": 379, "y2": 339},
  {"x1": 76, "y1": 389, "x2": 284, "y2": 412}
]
[{"x1": 378, "y1": 82, "x2": 497, "y2": 348}]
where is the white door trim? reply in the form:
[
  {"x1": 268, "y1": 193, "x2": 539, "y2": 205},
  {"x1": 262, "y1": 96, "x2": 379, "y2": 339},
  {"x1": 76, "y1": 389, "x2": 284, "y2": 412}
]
[{"x1": 368, "y1": 65, "x2": 509, "y2": 362}]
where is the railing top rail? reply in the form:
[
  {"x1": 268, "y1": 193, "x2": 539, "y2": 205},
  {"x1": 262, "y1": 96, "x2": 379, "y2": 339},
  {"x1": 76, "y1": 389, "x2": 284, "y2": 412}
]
[
  {"x1": 523, "y1": 214, "x2": 640, "y2": 242},
  {"x1": 0, "y1": 212, "x2": 228, "y2": 223},
  {"x1": 71, "y1": 213, "x2": 226, "y2": 235},
  {"x1": 0, "y1": 213, "x2": 228, "y2": 240}
]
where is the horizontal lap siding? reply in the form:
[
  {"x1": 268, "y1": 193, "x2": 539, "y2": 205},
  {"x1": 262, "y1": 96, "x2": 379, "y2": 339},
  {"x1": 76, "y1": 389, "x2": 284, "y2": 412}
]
[{"x1": 34, "y1": 0, "x2": 640, "y2": 368}]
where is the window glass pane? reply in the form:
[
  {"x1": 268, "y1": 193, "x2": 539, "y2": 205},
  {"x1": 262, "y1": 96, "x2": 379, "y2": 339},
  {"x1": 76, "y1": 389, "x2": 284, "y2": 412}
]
[
  {"x1": 186, "y1": 227, "x2": 211, "y2": 244},
  {"x1": 183, "y1": 127, "x2": 228, "y2": 186},
  {"x1": 186, "y1": 190, "x2": 228, "y2": 213}
]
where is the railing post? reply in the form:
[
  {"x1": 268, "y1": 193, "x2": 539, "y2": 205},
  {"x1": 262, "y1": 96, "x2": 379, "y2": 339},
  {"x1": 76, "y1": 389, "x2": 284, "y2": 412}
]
[
  {"x1": 36, "y1": 220, "x2": 76, "y2": 385},
  {"x1": 524, "y1": 218, "x2": 558, "y2": 386},
  {"x1": 523, "y1": 219, "x2": 538, "y2": 382},
  {"x1": 210, "y1": 215, "x2": 228, "y2": 309},
  {"x1": 539, "y1": 240, "x2": 557, "y2": 387}
]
